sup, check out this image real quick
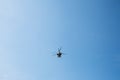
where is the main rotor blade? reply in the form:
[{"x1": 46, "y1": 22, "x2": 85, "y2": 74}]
[{"x1": 62, "y1": 53, "x2": 67, "y2": 55}]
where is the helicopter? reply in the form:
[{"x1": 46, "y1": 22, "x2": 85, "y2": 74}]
[{"x1": 56, "y1": 48, "x2": 63, "y2": 58}]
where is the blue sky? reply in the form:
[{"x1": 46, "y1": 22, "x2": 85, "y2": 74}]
[{"x1": 0, "y1": 0, "x2": 120, "y2": 80}]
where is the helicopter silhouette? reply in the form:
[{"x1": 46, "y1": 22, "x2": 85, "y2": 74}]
[{"x1": 56, "y1": 48, "x2": 63, "y2": 58}]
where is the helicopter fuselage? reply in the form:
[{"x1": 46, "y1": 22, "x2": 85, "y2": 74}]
[{"x1": 57, "y1": 53, "x2": 62, "y2": 58}]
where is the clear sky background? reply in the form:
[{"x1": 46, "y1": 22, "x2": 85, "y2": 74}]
[{"x1": 0, "y1": 0, "x2": 120, "y2": 80}]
